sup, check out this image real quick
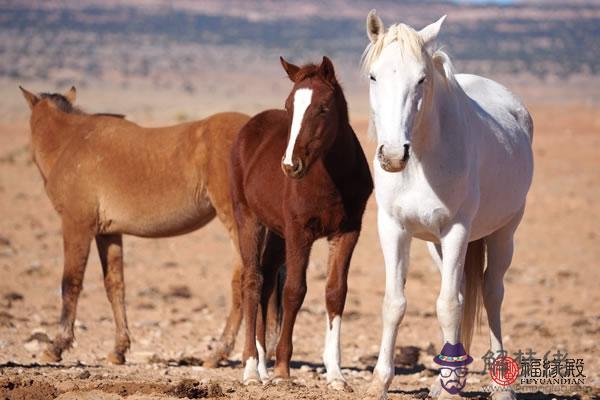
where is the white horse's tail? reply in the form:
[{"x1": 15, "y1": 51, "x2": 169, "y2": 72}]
[{"x1": 461, "y1": 238, "x2": 485, "y2": 353}]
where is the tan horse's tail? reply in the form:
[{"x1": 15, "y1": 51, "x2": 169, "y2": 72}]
[{"x1": 460, "y1": 238, "x2": 485, "y2": 353}]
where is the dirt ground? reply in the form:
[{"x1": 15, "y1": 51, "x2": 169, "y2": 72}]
[{"x1": 0, "y1": 105, "x2": 599, "y2": 399}]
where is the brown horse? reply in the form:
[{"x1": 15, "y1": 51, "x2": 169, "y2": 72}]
[
  {"x1": 19, "y1": 86, "x2": 281, "y2": 367},
  {"x1": 230, "y1": 57, "x2": 373, "y2": 390}
]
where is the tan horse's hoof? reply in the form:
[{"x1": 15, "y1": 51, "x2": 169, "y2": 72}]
[
  {"x1": 41, "y1": 348, "x2": 62, "y2": 363},
  {"x1": 107, "y1": 351, "x2": 126, "y2": 365},
  {"x1": 328, "y1": 379, "x2": 353, "y2": 392},
  {"x1": 202, "y1": 356, "x2": 221, "y2": 369}
]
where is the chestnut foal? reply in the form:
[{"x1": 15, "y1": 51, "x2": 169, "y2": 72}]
[
  {"x1": 230, "y1": 57, "x2": 373, "y2": 390},
  {"x1": 19, "y1": 86, "x2": 281, "y2": 367}
]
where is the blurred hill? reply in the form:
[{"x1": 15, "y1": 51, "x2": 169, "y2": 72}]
[{"x1": 1, "y1": 0, "x2": 599, "y2": 122}]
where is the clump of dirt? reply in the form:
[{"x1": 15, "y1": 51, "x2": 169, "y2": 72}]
[
  {"x1": 168, "y1": 379, "x2": 223, "y2": 398},
  {"x1": 0, "y1": 377, "x2": 59, "y2": 400}
]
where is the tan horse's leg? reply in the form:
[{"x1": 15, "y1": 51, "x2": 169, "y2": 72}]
[
  {"x1": 42, "y1": 217, "x2": 93, "y2": 362},
  {"x1": 203, "y1": 251, "x2": 244, "y2": 368},
  {"x1": 96, "y1": 234, "x2": 130, "y2": 365}
]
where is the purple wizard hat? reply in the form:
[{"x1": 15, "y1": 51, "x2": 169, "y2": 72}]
[{"x1": 433, "y1": 342, "x2": 473, "y2": 367}]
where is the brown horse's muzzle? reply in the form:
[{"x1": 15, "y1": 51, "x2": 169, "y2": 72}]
[
  {"x1": 377, "y1": 144, "x2": 410, "y2": 173},
  {"x1": 281, "y1": 157, "x2": 305, "y2": 179}
]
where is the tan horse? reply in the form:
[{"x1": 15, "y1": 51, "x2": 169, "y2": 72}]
[{"x1": 19, "y1": 86, "x2": 277, "y2": 367}]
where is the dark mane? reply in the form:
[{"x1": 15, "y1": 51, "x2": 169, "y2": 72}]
[
  {"x1": 295, "y1": 64, "x2": 320, "y2": 82},
  {"x1": 40, "y1": 93, "x2": 84, "y2": 115},
  {"x1": 40, "y1": 92, "x2": 125, "y2": 119}
]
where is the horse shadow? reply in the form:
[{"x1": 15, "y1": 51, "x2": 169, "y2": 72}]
[{"x1": 0, "y1": 360, "x2": 103, "y2": 369}]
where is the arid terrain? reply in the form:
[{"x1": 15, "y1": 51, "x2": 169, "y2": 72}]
[
  {"x1": 1, "y1": 0, "x2": 600, "y2": 399},
  {"x1": 1, "y1": 104, "x2": 599, "y2": 399}
]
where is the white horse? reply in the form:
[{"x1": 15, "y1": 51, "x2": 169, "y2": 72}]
[{"x1": 362, "y1": 11, "x2": 533, "y2": 400}]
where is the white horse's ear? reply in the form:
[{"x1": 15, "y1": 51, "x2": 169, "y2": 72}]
[
  {"x1": 418, "y1": 15, "x2": 446, "y2": 50},
  {"x1": 366, "y1": 9, "x2": 384, "y2": 43}
]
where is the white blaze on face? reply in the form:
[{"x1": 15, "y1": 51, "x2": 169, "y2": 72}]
[{"x1": 283, "y1": 88, "x2": 313, "y2": 166}]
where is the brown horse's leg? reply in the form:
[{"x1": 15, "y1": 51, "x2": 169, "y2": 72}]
[
  {"x1": 272, "y1": 229, "x2": 311, "y2": 381},
  {"x1": 204, "y1": 251, "x2": 243, "y2": 368},
  {"x1": 237, "y1": 209, "x2": 266, "y2": 384},
  {"x1": 96, "y1": 234, "x2": 130, "y2": 365},
  {"x1": 323, "y1": 230, "x2": 360, "y2": 391},
  {"x1": 255, "y1": 231, "x2": 285, "y2": 380},
  {"x1": 42, "y1": 218, "x2": 93, "y2": 363}
]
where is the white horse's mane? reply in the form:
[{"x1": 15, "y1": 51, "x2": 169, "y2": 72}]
[{"x1": 361, "y1": 22, "x2": 456, "y2": 86}]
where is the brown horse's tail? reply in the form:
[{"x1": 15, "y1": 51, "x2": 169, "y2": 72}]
[
  {"x1": 266, "y1": 265, "x2": 285, "y2": 358},
  {"x1": 460, "y1": 238, "x2": 485, "y2": 353}
]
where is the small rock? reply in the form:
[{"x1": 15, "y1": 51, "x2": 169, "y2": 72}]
[
  {"x1": 4, "y1": 291, "x2": 24, "y2": 302},
  {"x1": 395, "y1": 345, "x2": 420, "y2": 367},
  {"x1": 78, "y1": 370, "x2": 91, "y2": 379},
  {"x1": 165, "y1": 285, "x2": 192, "y2": 299},
  {"x1": 24, "y1": 340, "x2": 40, "y2": 352},
  {"x1": 25, "y1": 332, "x2": 52, "y2": 344}
]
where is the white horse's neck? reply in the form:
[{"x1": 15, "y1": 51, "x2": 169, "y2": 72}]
[{"x1": 411, "y1": 69, "x2": 464, "y2": 161}]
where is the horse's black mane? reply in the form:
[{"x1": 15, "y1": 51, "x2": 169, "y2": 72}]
[{"x1": 40, "y1": 92, "x2": 125, "y2": 119}]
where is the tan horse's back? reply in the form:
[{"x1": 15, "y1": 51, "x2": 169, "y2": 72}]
[{"x1": 41, "y1": 109, "x2": 249, "y2": 238}]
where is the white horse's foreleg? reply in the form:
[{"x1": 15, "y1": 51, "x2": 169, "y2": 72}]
[
  {"x1": 437, "y1": 224, "x2": 470, "y2": 345},
  {"x1": 367, "y1": 210, "x2": 411, "y2": 400}
]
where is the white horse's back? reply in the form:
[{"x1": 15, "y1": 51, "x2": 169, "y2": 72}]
[
  {"x1": 456, "y1": 73, "x2": 534, "y2": 239},
  {"x1": 456, "y1": 73, "x2": 533, "y2": 143}
]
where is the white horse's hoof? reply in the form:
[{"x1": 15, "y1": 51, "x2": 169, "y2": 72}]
[
  {"x1": 437, "y1": 391, "x2": 462, "y2": 400},
  {"x1": 327, "y1": 379, "x2": 353, "y2": 392},
  {"x1": 429, "y1": 378, "x2": 442, "y2": 398},
  {"x1": 490, "y1": 390, "x2": 517, "y2": 400},
  {"x1": 365, "y1": 377, "x2": 387, "y2": 400},
  {"x1": 243, "y1": 377, "x2": 261, "y2": 386}
]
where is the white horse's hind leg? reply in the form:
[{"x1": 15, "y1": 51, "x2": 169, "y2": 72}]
[
  {"x1": 483, "y1": 210, "x2": 524, "y2": 400},
  {"x1": 367, "y1": 210, "x2": 411, "y2": 400}
]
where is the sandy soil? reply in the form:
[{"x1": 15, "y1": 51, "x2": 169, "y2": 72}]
[{"x1": 0, "y1": 105, "x2": 599, "y2": 399}]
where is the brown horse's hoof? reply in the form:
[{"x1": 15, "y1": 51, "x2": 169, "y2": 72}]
[
  {"x1": 41, "y1": 348, "x2": 62, "y2": 363},
  {"x1": 107, "y1": 351, "x2": 126, "y2": 365}
]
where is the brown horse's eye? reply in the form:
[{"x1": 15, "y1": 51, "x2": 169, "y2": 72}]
[{"x1": 319, "y1": 106, "x2": 329, "y2": 115}]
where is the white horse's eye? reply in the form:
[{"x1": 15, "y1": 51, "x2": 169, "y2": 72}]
[
  {"x1": 370, "y1": 74, "x2": 377, "y2": 82},
  {"x1": 418, "y1": 76, "x2": 426, "y2": 85}
]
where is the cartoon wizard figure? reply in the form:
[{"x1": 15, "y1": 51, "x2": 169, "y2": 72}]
[{"x1": 433, "y1": 342, "x2": 473, "y2": 395}]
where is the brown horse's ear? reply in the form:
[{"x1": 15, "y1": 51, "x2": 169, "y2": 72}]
[
  {"x1": 280, "y1": 56, "x2": 300, "y2": 82},
  {"x1": 64, "y1": 86, "x2": 76, "y2": 104},
  {"x1": 19, "y1": 86, "x2": 40, "y2": 110},
  {"x1": 319, "y1": 56, "x2": 336, "y2": 84}
]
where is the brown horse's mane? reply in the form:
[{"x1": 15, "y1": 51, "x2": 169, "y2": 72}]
[{"x1": 39, "y1": 92, "x2": 125, "y2": 119}]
